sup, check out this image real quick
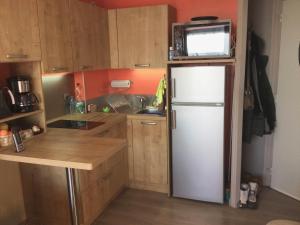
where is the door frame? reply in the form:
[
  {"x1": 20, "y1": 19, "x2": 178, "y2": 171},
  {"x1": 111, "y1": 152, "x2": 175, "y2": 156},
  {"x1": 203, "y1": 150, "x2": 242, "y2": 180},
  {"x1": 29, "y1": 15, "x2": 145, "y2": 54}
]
[
  {"x1": 230, "y1": 0, "x2": 283, "y2": 207},
  {"x1": 230, "y1": 0, "x2": 248, "y2": 208},
  {"x1": 262, "y1": 0, "x2": 283, "y2": 186}
]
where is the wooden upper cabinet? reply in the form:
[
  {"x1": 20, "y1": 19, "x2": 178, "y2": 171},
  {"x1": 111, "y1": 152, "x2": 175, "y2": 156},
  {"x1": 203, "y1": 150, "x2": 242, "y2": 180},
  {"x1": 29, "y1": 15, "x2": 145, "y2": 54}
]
[
  {"x1": 93, "y1": 6, "x2": 111, "y2": 69},
  {"x1": 0, "y1": 0, "x2": 41, "y2": 62},
  {"x1": 115, "y1": 5, "x2": 174, "y2": 69},
  {"x1": 70, "y1": 0, "x2": 95, "y2": 72},
  {"x1": 37, "y1": 0, "x2": 73, "y2": 74},
  {"x1": 70, "y1": 0, "x2": 110, "y2": 72}
]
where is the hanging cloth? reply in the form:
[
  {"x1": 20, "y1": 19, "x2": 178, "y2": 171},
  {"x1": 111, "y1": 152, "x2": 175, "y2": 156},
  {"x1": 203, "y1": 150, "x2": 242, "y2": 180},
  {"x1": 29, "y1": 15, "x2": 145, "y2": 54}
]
[{"x1": 243, "y1": 32, "x2": 276, "y2": 143}]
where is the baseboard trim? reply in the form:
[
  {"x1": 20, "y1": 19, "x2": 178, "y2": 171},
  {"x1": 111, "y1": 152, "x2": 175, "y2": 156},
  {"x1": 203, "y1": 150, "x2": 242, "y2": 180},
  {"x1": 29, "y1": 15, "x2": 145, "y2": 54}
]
[{"x1": 271, "y1": 187, "x2": 300, "y2": 201}]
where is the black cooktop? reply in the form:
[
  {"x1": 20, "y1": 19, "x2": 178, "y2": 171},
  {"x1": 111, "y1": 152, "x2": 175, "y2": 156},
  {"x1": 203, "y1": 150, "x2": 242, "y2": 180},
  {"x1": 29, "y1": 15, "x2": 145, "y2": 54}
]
[{"x1": 47, "y1": 120, "x2": 105, "y2": 130}]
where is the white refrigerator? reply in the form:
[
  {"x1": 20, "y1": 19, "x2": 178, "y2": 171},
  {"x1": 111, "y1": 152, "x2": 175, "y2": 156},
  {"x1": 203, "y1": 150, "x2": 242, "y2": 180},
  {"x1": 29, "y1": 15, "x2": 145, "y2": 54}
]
[{"x1": 171, "y1": 66, "x2": 225, "y2": 203}]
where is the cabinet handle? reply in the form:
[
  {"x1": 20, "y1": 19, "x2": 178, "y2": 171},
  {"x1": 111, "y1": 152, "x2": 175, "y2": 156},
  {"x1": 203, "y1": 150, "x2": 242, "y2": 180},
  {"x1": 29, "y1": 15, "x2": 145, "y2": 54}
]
[
  {"x1": 6, "y1": 53, "x2": 28, "y2": 59},
  {"x1": 171, "y1": 110, "x2": 176, "y2": 130},
  {"x1": 51, "y1": 67, "x2": 68, "y2": 72},
  {"x1": 171, "y1": 78, "x2": 176, "y2": 98},
  {"x1": 141, "y1": 121, "x2": 157, "y2": 126},
  {"x1": 134, "y1": 64, "x2": 150, "y2": 68},
  {"x1": 80, "y1": 65, "x2": 92, "y2": 70}
]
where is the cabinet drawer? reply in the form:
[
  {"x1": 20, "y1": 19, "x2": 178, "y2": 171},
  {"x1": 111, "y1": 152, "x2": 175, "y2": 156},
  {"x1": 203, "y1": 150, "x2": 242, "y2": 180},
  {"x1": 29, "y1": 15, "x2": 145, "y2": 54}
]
[{"x1": 95, "y1": 122, "x2": 126, "y2": 138}]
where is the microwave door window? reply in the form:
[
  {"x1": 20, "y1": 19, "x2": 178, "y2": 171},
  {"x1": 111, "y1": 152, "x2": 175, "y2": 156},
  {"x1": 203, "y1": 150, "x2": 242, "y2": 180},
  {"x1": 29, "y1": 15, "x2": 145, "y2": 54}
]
[{"x1": 186, "y1": 27, "x2": 230, "y2": 57}]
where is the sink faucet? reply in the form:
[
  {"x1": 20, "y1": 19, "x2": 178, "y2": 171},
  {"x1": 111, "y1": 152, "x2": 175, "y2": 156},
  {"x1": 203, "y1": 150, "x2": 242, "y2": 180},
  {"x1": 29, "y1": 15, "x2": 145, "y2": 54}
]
[{"x1": 136, "y1": 96, "x2": 146, "y2": 109}]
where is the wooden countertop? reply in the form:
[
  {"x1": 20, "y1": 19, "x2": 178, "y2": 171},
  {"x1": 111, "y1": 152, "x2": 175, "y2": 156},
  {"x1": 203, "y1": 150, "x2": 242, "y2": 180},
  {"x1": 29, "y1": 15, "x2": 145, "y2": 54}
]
[
  {"x1": 0, "y1": 131, "x2": 126, "y2": 170},
  {"x1": 0, "y1": 112, "x2": 165, "y2": 170},
  {"x1": 0, "y1": 113, "x2": 127, "y2": 170}
]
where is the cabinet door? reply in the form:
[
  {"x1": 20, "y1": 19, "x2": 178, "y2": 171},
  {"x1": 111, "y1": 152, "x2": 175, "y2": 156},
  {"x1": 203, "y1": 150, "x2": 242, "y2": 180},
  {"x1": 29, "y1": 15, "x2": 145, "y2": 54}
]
[
  {"x1": 37, "y1": 0, "x2": 73, "y2": 74},
  {"x1": 116, "y1": 5, "x2": 169, "y2": 68},
  {"x1": 93, "y1": 6, "x2": 110, "y2": 69},
  {"x1": 80, "y1": 178, "x2": 105, "y2": 225},
  {"x1": 70, "y1": 0, "x2": 96, "y2": 72},
  {"x1": 104, "y1": 150, "x2": 127, "y2": 202},
  {"x1": 0, "y1": 0, "x2": 41, "y2": 62},
  {"x1": 131, "y1": 119, "x2": 168, "y2": 191},
  {"x1": 71, "y1": 0, "x2": 109, "y2": 72}
]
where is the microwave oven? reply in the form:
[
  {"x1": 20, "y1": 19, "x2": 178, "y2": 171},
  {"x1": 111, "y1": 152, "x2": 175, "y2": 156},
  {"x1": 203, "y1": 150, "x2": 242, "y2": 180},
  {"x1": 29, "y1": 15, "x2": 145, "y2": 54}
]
[{"x1": 172, "y1": 20, "x2": 232, "y2": 60}]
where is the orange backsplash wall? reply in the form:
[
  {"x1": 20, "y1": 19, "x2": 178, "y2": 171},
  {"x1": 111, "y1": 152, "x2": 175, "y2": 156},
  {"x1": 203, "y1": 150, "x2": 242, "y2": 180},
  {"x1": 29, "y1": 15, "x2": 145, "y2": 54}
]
[{"x1": 76, "y1": 0, "x2": 237, "y2": 100}]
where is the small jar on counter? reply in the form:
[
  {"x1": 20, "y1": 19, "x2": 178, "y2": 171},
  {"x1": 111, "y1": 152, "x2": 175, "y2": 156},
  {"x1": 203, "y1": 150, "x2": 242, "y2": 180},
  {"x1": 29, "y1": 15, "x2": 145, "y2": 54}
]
[
  {"x1": 0, "y1": 130, "x2": 13, "y2": 147},
  {"x1": 20, "y1": 129, "x2": 34, "y2": 140}
]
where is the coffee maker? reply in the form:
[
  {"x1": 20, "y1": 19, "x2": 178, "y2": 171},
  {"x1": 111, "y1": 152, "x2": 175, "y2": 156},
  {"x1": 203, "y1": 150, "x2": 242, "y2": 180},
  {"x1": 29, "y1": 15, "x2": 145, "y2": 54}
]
[{"x1": 7, "y1": 76, "x2": 39, "y2": 113}]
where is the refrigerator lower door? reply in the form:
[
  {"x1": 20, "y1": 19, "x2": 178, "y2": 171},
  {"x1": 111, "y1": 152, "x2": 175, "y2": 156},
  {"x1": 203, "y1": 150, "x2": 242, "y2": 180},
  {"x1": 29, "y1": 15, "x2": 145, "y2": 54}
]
[
  {"x1": 172, "y1": 104, "x2": 224, "y2": 203},
  {"x1": 171, "y1": 66, "x2": 225, "y2": 104}
]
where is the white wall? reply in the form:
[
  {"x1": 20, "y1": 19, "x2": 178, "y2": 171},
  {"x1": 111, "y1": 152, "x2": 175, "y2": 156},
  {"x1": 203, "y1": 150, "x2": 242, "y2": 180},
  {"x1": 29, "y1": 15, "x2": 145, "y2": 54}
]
[{"x1": 271, "y1": 0, "x2": 300, "y2": 200}]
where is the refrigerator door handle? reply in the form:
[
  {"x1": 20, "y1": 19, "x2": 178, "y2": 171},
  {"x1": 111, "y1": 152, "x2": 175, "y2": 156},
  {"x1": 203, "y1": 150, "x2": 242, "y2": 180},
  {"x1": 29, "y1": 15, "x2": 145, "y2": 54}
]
[
  {"x1": 171, "y1": 78, "x2": 176, "y2": 98},
  {"x1": 171, "y1": 110, "x2": 176, "y2": 129},
  {"x1": 141, "y1": 121, "x2": 157, "y2": 126}
]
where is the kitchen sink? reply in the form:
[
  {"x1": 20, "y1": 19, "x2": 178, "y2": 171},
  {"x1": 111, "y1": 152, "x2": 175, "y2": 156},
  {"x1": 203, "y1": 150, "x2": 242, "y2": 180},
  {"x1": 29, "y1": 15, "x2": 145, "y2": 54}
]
[{"x1": 137, "y1": 108, "x2": 164, "y2": 115}]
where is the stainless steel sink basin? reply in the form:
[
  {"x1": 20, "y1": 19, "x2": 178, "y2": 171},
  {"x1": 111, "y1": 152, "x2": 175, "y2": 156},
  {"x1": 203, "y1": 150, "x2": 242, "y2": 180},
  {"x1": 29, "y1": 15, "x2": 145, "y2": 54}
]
[{"x1": 137, "y1": 108, "x2": 164, "y2": 115}]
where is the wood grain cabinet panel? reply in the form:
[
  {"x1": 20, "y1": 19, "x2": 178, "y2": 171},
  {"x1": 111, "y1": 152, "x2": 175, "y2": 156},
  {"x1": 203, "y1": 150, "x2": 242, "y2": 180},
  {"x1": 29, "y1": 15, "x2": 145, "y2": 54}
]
[
  {"x1": 70, "y1": 0, "x2": 110, "y2": 72},
  {"x1": 115, "y1": 5, "x2": 173, "y2": 69},
  {"x1": 93, "y1": 6, "x2": 111, "y2": 70},
  {"x1": 128, "y1": 118, "x2": 168, "y2": 193},
  {"x1": 0, "y1": 0, "x2": 41, "y2": 62},
  {"x1": 37, "y1": 0, "x2": 73, "y2": 74}
]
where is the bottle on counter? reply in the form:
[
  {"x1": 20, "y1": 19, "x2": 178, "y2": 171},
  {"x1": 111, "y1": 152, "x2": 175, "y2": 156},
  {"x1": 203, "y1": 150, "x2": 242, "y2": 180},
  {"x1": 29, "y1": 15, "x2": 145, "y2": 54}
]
[
  {"x1": 75, "y1": 83, "x2": 86, "y2": 114},
  {"x1": 69, "y1": 96, "x2": 76, "y2": 114}
]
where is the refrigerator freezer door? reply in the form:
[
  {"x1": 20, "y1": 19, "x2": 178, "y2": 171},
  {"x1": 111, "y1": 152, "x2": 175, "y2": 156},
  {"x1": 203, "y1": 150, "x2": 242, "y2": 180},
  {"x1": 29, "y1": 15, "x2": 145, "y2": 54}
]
[
  {"x1": 172, "y1": 105, "x2": 224, "y2": 203},
  {"x1": 171, "y1": 66, "x2": 225, "y2": 104}
]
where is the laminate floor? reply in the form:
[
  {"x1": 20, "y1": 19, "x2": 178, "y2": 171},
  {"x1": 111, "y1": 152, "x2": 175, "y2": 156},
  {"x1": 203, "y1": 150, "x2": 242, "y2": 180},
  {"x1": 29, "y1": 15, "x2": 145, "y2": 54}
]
[{"x1": 93, "y1": 188, "x2": 300, "y2": 225}]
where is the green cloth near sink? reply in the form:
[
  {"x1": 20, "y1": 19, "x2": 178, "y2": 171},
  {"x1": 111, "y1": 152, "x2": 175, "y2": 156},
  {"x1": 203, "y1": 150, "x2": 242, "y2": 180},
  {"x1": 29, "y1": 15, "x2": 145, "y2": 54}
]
[{"x1": 153, "y1": 77, "x2": 166, "y2": 107}]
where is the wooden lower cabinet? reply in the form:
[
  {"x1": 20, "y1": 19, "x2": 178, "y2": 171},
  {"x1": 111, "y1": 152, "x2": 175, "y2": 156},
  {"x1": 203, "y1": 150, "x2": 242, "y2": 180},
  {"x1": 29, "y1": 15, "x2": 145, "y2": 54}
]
[
  {"x1": 21, "y1": 122, "x2": 128, "y2": 225},
  {"x1": 127, "y1": 117, "x2": 168, "y2": 193},
  {"x1": 78, "y1": 149, "x2": 127, "y2": 225}
]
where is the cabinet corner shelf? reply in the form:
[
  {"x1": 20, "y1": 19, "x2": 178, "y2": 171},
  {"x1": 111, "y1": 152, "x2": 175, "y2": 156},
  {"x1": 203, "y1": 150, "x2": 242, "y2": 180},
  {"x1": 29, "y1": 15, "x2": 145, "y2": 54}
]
[
  {"x1": 167, "y1": 58, "x2": 236, "y2": 65},
  {"x1": 0, "y1": 110, "x2": 44, "y2": 124}
]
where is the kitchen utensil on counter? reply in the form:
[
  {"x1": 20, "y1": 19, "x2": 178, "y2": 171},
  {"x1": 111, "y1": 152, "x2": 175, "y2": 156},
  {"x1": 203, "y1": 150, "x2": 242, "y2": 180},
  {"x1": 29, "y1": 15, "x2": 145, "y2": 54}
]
[
  {"x1": 0, "y1": 87, "x2": 15, "y2": 118},
  {"x1": 11, "y1": 127, "x2": 25, "y2": 152},
  {"x1": 20, "y1": 129, "x2": 34, "y2": 140},
  {"x1": 7, "y1": 76, "x2": 30, "y2": 93},
  {"x1": 7, "y1": 76, "x2": 39, "y2": 113},
  {"x1": 32, "y1": 125, "x2": 43, "y2": 135},
  {"x1": 87, "y1": 104, "x2": 97, "y2": 113},
  {"x1": 75, "y1": 101, "x2": 85, "y2": 114}
]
